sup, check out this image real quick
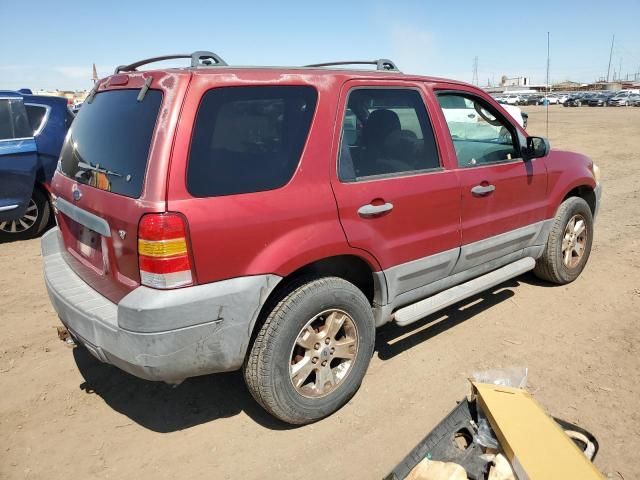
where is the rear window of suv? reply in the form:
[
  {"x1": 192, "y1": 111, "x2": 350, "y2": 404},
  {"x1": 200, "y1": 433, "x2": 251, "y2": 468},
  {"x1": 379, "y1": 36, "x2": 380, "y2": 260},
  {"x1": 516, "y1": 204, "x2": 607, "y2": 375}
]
[
  {"x1": 187, "y1": 85, "x2": 317, "y2": 197},
  {"x1": 58, "y1": 89, "x2": 162, "y2": 198}
]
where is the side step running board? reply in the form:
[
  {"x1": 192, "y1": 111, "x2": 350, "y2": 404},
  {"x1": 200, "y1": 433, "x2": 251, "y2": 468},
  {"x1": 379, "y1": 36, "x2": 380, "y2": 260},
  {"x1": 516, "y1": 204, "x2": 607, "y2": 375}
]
[{"x1": 393, "y1": 257, "x2": 536, "y2": 327}]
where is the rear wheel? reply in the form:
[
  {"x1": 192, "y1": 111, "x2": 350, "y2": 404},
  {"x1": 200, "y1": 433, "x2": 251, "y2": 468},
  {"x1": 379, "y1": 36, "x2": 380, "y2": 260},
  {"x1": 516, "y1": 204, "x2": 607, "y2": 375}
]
[
  {"x1": 0, "y1": 188, "x2": 50, "y2": 242},
  {"x1": 244, "y1": 277, "x2": 375, "y2": 425},
  {"x1": 534, "y1": 197, "x2": 593, "y2": 284}
]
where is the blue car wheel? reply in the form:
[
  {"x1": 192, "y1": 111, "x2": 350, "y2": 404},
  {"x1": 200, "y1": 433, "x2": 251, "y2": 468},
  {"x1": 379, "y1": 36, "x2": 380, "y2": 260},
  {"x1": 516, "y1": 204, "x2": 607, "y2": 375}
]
[{"x1": 0, "y1": 188, "x2": 50, "y2": 241}]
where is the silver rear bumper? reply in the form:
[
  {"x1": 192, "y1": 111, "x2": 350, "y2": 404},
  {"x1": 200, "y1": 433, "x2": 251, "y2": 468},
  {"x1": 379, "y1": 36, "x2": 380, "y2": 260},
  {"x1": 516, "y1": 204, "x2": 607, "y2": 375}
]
[{"x1": 42, "y1": 227, "x2": 281, "y2": 382}]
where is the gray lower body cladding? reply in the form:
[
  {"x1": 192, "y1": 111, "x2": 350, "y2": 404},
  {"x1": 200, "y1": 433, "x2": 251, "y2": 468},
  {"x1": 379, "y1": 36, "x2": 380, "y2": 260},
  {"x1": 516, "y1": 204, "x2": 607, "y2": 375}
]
[
  {"x1": 372, "y1": 219, "x2": 553, "y2": 326},
  {"x1": 42, "y1": 228, "x2": 281, "y2": 382}
]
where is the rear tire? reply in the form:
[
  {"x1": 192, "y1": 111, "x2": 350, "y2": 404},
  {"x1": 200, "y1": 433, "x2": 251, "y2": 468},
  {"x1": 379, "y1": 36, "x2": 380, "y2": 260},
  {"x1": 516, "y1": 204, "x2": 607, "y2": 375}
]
[
  {"x1": 243, "y1": 277, "x2": 375, "y2": 425},
  {"x1": 534, "y1": 197, "x2": 593, "y2": 285},
  {"x1": 0, "y1": 188, "x2": 51, "y2": 242}
]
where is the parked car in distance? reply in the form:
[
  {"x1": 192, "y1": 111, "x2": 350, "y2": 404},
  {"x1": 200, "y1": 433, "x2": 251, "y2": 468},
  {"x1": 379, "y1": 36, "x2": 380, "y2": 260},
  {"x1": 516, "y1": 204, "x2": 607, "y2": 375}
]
[
  {"x1": 0, "y1": 91, "x2": 74, "y2": 240},
  {"x1": 538, "y1": 95, "x2": 559, "y2": 105},
  {"x1": 556, "y1": 93, "x2": 570, "y2": 104},
  {"x1": 71, "y1": 100, "x2": 83, "y2": 114},
  {"x1": 502, "y1": 94, "x2": 521, "y2": 105},
  {"x1": 608, "y1": 91, "x2": 633, "y2": 106},
  {"x1": 526, "y1": 94, "x2": 543, "y2": 105},
  {"x1": 588, "y1": 94, "x2": 608, "y2": 107},
  {"x1": 630, "y1": 94, "x2": 640, "y2": 106},
  {"x1": 42, "y1": 51, "x2": 602, "y2": 425},
  {"x1": 564, "y1": 94, "x2": 582, "y2": 107}
]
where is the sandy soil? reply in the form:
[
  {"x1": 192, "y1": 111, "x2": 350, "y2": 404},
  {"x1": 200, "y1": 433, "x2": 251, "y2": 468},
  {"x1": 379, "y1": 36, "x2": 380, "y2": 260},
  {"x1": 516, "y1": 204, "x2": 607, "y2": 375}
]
[{"x1": 1, "y1": 105, "x2": 639, "y2": 479}]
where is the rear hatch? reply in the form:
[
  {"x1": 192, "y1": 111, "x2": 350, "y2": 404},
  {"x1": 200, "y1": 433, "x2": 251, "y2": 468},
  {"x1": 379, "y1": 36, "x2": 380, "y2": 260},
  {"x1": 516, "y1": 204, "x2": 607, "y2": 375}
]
[{"x1": 50, "y1": 72, "x2": 191, "y2": 303}]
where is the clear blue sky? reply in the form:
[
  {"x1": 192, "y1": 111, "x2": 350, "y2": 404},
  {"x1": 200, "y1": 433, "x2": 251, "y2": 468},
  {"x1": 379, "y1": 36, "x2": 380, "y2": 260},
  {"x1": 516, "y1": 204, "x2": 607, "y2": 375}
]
[{"x1": 1, "y1": 0, "x2": 638, "y2": 91}]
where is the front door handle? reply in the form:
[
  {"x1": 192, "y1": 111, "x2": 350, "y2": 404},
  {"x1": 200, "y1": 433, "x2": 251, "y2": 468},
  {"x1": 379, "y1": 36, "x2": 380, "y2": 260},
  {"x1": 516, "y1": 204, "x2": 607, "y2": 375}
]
[
  {"x1": 357, "y1": 202, "x2": 394, "y2": 218},
  {"x1": 471, "y1": 184, "x2": 496, "y2": 196}
]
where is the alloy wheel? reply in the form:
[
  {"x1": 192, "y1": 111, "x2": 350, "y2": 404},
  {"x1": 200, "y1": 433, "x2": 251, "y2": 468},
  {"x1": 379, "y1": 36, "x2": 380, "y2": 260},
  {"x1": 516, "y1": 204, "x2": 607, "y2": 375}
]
[
  {"x1": 289, "y1": 309, "x2": 358, "y2": 398},
  {"x1": 561, "y1": 214, "x2": 588, "y2": 269},
  {"x1": 0, "y1": 199, "x2": 39, "y2": 234}
]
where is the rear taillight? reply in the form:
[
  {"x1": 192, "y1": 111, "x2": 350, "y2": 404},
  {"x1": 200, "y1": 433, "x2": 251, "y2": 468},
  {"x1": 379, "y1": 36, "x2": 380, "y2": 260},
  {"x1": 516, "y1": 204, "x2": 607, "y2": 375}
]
[{"x1": 138, "y1": 213, "x2": 195, "y2": 289}]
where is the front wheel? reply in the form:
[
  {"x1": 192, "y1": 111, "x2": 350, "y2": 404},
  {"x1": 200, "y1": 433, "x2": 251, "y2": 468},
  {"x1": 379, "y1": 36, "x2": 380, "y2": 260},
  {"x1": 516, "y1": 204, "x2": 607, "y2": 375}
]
[
  {"x1": 0, "y1": 188, "x2": 51, "y2": 242},
  {"x1": 534, "y1": 197, "x2": 594, "y2": 284},
  {"x1": 244, "y1": 277, "x2": 375, "y2": 425}
]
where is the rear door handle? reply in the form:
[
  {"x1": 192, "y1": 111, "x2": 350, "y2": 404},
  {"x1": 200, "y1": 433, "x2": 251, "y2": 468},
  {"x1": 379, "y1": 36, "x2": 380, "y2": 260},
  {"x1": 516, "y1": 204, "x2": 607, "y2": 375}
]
[
  {"x1": 357, "y1": 202, "x2": 394, "y2": 218},
  {"x1": 471, "y1": 184, "x2": 496, "y2": 196}
]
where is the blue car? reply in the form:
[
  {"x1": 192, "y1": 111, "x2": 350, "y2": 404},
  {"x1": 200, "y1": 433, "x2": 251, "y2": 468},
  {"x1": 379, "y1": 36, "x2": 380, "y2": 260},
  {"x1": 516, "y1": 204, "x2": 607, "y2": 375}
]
[{"x1": 0, "y1": 91, "x2": 73, "y2": 240}]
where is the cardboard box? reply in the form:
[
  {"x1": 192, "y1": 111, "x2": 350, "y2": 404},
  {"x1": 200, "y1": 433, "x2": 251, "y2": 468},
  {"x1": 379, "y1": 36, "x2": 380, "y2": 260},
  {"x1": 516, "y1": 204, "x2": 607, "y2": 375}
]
[{"x1": 472, "y1": 382, "x2": 603, "y2": 480}]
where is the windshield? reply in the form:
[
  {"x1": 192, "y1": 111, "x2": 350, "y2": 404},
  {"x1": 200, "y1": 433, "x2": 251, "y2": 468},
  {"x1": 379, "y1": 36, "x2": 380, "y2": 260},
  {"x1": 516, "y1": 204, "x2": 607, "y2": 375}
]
[{"x1": 58, "y1": 89, "x2": 162, "y2": 198}]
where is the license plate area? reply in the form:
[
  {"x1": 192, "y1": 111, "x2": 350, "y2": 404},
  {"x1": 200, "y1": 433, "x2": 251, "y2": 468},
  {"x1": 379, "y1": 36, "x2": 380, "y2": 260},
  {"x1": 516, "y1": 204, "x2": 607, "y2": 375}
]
[{"x1": 65, "y1": 216, "x2": 105, "y2": 274}]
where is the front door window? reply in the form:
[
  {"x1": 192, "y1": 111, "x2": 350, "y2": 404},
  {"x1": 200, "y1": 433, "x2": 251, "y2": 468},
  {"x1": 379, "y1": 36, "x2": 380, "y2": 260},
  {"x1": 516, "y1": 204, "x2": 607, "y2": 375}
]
[{"x1": 437, "y1": 93, "x2": 518, "y2": 167}]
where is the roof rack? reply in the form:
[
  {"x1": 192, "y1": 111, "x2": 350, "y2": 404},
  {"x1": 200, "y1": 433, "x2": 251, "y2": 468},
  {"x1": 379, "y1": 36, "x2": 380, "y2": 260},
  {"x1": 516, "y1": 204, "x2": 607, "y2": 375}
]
[
  {"x1": 114, "y1": 51, "x2": 227, "y2": 74},
  {"x1": 304, "y1": 59, "x2": 400, "y2": 72}
]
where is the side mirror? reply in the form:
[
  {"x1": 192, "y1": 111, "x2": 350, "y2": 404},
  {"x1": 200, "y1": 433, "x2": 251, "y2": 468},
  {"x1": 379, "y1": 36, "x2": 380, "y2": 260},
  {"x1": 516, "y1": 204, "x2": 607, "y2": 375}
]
[{"x1": 524, "y1": 136, "x2": 550, "y2": 160}]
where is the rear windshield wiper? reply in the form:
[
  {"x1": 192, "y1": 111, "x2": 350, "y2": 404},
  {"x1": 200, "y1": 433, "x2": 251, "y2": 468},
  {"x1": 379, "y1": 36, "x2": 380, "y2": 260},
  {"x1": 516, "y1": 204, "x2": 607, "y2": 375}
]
[{"x1": 77, "y1": 160, "x2": 124, "y2": 178}]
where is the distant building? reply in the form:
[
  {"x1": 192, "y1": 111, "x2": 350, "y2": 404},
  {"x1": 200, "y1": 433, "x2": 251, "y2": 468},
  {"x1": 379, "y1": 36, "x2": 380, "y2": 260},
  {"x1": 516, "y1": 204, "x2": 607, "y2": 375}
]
[
  {"x1": 501, "y1": 76, "x2": 529, "y2": 87},
  {"x1": 552, "y1": 81, "x2": 583, "y2": 91}
]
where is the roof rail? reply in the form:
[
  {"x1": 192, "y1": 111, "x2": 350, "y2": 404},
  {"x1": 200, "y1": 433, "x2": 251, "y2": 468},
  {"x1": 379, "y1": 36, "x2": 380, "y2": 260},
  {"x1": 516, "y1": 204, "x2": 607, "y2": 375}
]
[
  {"x1": 114, "y1": 51, "x2": 227, "y2": 74},
  {"x1": 304, "y1": 59, "x2": 399, "y2": 72}
]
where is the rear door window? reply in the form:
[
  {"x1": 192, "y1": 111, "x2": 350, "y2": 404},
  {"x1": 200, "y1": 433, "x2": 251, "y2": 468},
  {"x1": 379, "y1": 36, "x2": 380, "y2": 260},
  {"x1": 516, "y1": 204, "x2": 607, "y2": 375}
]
[
  {"x1": 0, "y1": 98, "x2": 32, "y2": 140},
  {"x1": 187, "y1": 86, "x2": 318, "y2": 197},
  {"x1": 337, "y1": 88, "x2": 440, "y2": 181},
  {"x1": 58, "y1": 89, "x2": 162, "y2": 198},
  {"x1": 25, "y1": 104, "x2": 48, "y2": 135}
]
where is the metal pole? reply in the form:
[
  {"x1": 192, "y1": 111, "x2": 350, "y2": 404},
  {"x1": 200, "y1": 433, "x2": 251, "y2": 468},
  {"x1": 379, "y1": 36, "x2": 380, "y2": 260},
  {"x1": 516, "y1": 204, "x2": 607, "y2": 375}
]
[
  {"x1": 546, "y1": 32, "x2": 550, "y2": 138},
  {"x1": 607, "y1": 35, "x2": 615, "y2": 82},
  {"x1": 618, "y1": 57, "x2": 622, "y2": 81}
]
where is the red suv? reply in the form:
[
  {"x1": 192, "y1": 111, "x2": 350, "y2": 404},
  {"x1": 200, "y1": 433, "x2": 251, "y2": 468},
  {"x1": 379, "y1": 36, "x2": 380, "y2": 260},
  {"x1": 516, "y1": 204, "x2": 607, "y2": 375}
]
[{"x1": 42, "y1": 52, "x2": 602, "y2": 424}]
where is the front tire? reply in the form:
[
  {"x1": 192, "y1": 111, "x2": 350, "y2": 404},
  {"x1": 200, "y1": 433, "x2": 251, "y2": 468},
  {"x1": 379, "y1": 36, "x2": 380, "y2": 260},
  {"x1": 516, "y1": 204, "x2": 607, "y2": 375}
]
[
  {"x1": 0, "y1": 188, "x2": 51, "y2": 242},
  {"x1": 244, "y1": 277, "x2": 375, "y2": 425},
  {"x1": 534, "y1": 197, "x2": 594, "y2": 284}
]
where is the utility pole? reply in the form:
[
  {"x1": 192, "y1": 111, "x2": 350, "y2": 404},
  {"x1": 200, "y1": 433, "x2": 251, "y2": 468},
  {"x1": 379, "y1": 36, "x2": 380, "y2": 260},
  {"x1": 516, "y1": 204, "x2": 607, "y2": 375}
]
[
  {"x1": 472, "y1": 56, "x2": 479, "y2": 86},
  {"x1": 546, "y1": 32, "x2": 550, "y2": 138},
  {"x1": 618, "y1": 57, "x2": 622, "y2": 81},
  {"x1": 606, "y1": 34, "x2": 615, "y2": 82}
]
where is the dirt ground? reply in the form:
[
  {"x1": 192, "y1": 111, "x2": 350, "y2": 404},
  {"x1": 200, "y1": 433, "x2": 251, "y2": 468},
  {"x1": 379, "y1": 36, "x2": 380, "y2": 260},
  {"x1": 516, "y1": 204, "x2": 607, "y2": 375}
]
[{"x1": 1, "y1": 105, "x2": 639, "y2": 479}]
